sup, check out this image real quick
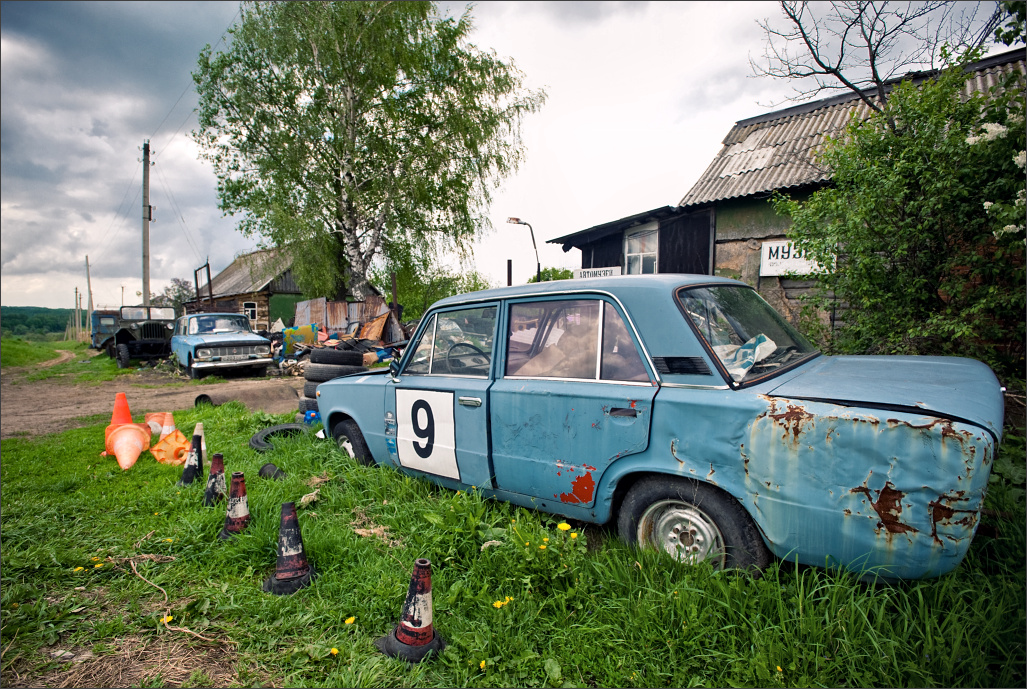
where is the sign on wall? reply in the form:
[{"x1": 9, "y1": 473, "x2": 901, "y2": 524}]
[
  {"x1": 574, "y1": 267, "x2": 622, "y2": 279},
  {"x1": 760, "y1": 240, "x2": 826, "y2": 277}
]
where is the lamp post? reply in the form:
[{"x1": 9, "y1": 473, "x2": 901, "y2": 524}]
[{"x1": 507, "y1": 217, "x2": 541, "y2": 284}]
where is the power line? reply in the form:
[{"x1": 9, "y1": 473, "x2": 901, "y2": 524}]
[{"x1": 153, "y1": 160, "x2": 204, "y2": 265}]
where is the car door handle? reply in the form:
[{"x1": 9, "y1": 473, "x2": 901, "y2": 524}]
[
  {"x1": 610, "y1": 407, "x2": 637, "y2": 417},
  {"x1": 458, "y1": 396, "x2": 482, "y2": 407}
]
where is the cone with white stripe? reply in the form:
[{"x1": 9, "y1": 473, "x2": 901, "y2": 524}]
[
  {"x1": 218, "y1": 472, "x2": 251, "y2": 540},
  {"x1": 159, "y1": 412, "x2": 177, "y2": 440},
  {"x1": 177, "y1": 423, "x2": 205, "y2": 486},
  {"x1": 262, "y1": 502, "x2": 317, "y2": 595},
  {"x1": 375, "y1": 558, "x2": 445, "y2": 662},
  {"x1": 202, "y1": 452, "x2": 227, "y2": 506}
]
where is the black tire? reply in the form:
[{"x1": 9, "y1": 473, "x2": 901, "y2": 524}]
[
  {"x1": 617, "y1": 476, "x2": 770, "y2": 572},
  {"x1": 249, "y1": 423, "x2": 308, "y2": 453},
  {"x1": 251, "y1": 365, "x2": 268, "y2": 377},
  {"x1": 187, "y1": 359, "x2": 203, "y2": 380},
  {"x1": 304, "y1": 363, "x2": 367, "y2": 383},
  {"x1": 332, "y1": 419, "x2": 375, "y2": 466},
  {"x1": 299, "y1": 397, "x2": 319, "y2": 413},
  {"x1": 303, "y1": 380, "x2": 321, "y2": 398},
  {"x1": 310, "y1": 348, "x2": 364, "y2": 366},
  {"x1": 116, "y1": 344, "x2": 131, "y2": 369}
]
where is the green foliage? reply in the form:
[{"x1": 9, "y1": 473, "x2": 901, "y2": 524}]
[
  {"x1": 777, "y1": 52, "x2": 1026, "y2": 377},
  {"x1": 527, "y1": 266, "x2": 573, "y2": 283},
  {"x1": 0, "y1": 338, "x2": 74, "y2": 368},
  {"x1": 0, "y1": 404, "x2": 1023, "y2": 687},
  {"x1": 370, "y1": 247, "x2": 494, "y2": 321},
  {"x1": 0, "y1": 306, "x2": 80, "y2": 338},
  {"x1": 996, "y1": 0, "x2": 1026, "y2": 46},
  {"x1": 150, "y1": 277, "x2": 194, "y2": 317},
  {"x1": 193, "y1": 1, "x2": 545, "y2": 301}
]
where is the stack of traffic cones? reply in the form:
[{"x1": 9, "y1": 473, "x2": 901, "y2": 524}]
[
  {"x1": 218, "y1": 472, "x2": 251, "y2": 540},
  {"x1": 203, "y1": 453, "x2": 227, "y2": 506},
  {"x1": 262, "y1": 502, "x2": 317, "y2": 595},
  {"x1": 375, "y1": 558, "x2": 445, "y2": 662}
]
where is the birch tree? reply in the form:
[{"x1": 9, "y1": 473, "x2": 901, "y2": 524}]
[{"x1": 194, "y1": 1, "x2": 545, "y2": 299}]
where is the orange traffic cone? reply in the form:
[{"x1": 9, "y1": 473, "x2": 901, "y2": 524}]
[
  {"x1": 105, "y1": 423, "x2": 150, "y2": 470},
  {"x1": 144, "y1": 413, "x2": 165, "y2": 435},
  {"x1": 151, "y1": 430, "x2": 190, "y2": 465},
  {"x1": 105, "y1": 392, "x2": 135, "y2": 442},
  {"x1": 159, "y1": 412, "x2": 177, "y2": 441},
  {"x1": 262, "y1": 502, "x2": 317, "y2": 595},
  {"x1": 375, "y1": 558, "x2": 445, "y2": 662}
]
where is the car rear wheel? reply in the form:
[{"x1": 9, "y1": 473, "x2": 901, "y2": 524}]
[
  {"x1": 116, "y1": 344, "x2": 131, "y2": 369},
  {"x1": 331, "y1": 419, "x2": 374, "y2": 466},
  {"x1": 617, "y1": 476, "x2": 770, "y2": 571}
]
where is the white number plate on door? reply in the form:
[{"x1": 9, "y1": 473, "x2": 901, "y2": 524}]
[{"x1": 395, "y1": 389, "x2": 459, "y2": 480}]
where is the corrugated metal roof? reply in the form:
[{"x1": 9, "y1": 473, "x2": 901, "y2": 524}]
[
  {"x1": 680, "y1": 49, "x2": 1026, "y2": 208},
  {"x1": 198, "y1": 248, "x2": 294, "y2": 299}
]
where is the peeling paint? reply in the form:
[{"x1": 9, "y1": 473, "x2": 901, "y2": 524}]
[
  {"x1": 559, "y1": 472, "x2": 595, "y2": 504},
  {"x1": 850, "y1": 481, "x2": 917, "y2": 535}
]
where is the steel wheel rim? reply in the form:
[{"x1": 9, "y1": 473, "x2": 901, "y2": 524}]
[{"x1": 638, "y1": 499, "x2": 726, "y2": 568}]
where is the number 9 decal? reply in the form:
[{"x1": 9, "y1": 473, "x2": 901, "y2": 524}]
[{"x1": 396, "y1": 389, "x2": 459, "y2": 479}]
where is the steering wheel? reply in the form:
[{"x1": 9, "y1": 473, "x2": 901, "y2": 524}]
[{"x1": 447, "y1": 342, "x2": 491, "y2": 369}]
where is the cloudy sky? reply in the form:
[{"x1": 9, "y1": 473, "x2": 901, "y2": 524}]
[{"x1": 0, "y1": 1, "x2": 994, "y2": 309}]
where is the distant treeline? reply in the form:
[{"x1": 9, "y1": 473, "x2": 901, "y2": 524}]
[{"x1": 1, "y1": 306, "x2": 83, "y2": 337}]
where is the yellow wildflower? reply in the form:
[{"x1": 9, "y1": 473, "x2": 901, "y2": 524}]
[
  {"x1": 344, "y1": 616, "x2": 356, "y2": 625},
  {"x1": 777, "y1": 666, "x2": 783, "y2": 673},
  {"x1": 525, "y1": 541, "x2": 529, "y2": 546},
  {"x1": 557, "y1": 523, "x2": 571, "y2": 531},
  {"x1": 493, "y1": 600, "x2": 504, "y2": 608},
  {"x1": 154, "y1": 512, "x2": 159, "y2": 516},
  {"x1": 161, "y1": 615, "x2": 173, "y2": 624},
  {"x1": 480, "y1": 660, "x2": 486, "y2": 670},
  {"x1": 94, "y1": 563, "x2": 103, "y2": 569},
  {"x1": 570, "y1": 532, "x2": 578, "y2": 539},
  {"x1": 331, "y1": 647, "x2": 339, "y2": 656},
  {"x1": 74, "y1": 567, "x2": 84, "y2": 572},
  {"x1": 165, "y1": 538, "x2": 173, "y2": 542},
  {"x1": 539, "y1": 544, "x2": 546, "y2": 550},
  {"x1": 511, "y1": 519, "x2": 516, "y2": 523},
  {"x1": 543, "y1": 537, "x2": 549, "y2": 542},
  {"x1": 91, "y1": 557, "x2": 100, "y2": 562}
]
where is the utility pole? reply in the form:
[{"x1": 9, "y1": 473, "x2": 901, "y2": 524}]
[
  {"x1": 74, "y1": 287, "x2": 80, "y2": 341},
  {"x1": 142, "y1": 140, "x2": 152, "y2": 306},
  {"x1": 85, "y1": 255, "x2": 94, "y2": 316}
]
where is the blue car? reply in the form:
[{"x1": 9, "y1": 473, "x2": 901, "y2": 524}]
[
  {"x1": 315, "y1": 275, "x2": 1003, "y2": 579},
  {"x1": 170, "y1": 313, "x2": 272, "y2": 379}
]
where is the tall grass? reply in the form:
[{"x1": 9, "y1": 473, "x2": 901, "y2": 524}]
[{"x1": 1, "y1": 402, "x2": 1023, "y2": 687}]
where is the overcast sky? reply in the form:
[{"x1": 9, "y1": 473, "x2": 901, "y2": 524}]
[{"x1": 0, "y1": 1, "x2": 995, "y2": 309}]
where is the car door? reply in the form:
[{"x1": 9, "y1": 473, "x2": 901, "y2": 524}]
[
  {"x1": 384, "y1": 304, "x2": 498, "y2": 489},
  {"x1": 489, "y1": 297, "x2": 657, "y2": 507}
]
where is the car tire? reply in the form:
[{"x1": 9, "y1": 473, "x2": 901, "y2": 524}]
[
  {"x1": 310, "y1": 348, "x2": 364, "y2": 366},
  {"x1": 304, "y1": 363, "x2": 367, "y2": 383},
  {"x1": 303, "y1": 380, "x2": 320, "y2": 398},
  {"x1": 116, "y1": 344, "x2": 131, "y2": 369},
  {"x1": 299, "y1": 396, "x2": 319, "y2": 413},
  {"x1": 252, "y1": 365, "x2": 268, "y2": 377},
  {"x1": 249, "y1": 423, "x2": 308, "y2": 453},
  {"x1": 332, "y1": 419, "x2": 375, "y2": 466},
  {"x1": 187, "y1": 358, "x2": 203, "y2": 380},
  {"x1": 617, "y1": 476, "x2": 770, "y2": 572}
]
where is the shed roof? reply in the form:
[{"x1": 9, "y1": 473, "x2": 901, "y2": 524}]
[
  {"x1": 679, "y1": 49, "x2": 1026, "y2": 208},
  {"x1": 547, "y1": 206, "x2": 679, "y2": 250},
  {"x1": 195, "y1": 248, "x2": 298, "y2": 299}
]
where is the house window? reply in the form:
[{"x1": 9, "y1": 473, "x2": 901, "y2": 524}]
[
  {"x1": 624, "y1": 222, "x2": 658, "y2": 274},
  {"x1": 243, "y1": 302, "x2": 257, "y2": 321}
]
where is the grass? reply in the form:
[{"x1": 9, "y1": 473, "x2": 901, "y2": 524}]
[
  {"x1": 1, "y1": 402, "x2": 1024, "y2": 688},
  {"x1": 0, "y1": 337, "x2": 81, "y2": 368}
]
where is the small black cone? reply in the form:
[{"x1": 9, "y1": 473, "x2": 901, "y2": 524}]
[
  {"x1": 218, "y1": 472, "x2": 251, "y2": 540},
  {"x1": 375, "y1": 558, "x2": 445, "y2": 662},
  {"x1": 177, "y1": 426, "x2": 204, "y2": 486},
  {"x1": 203, "y1": 453, "x2": 227, "y2": 506},
  {"x1": 262, "y1": 502, "x2": 317, "y2": 595}
]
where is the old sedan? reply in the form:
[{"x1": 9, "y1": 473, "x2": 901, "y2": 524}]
[
  {"x1": 171, "y1": 313, "x2": 272, "y2": 379},
  {"x1": 315, "y1": 275, "x2": 1004, "y2": 578}
]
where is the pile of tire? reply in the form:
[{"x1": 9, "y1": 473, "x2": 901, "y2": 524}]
[{"x1": 299, "y1": 347, "x2": 368, "y2": 414}]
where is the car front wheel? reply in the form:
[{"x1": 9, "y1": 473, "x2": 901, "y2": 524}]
[
  {"x1": 331, "y1": 419, "x2": 375, "y2": 467},
  {"x1": 115, "y1": 344, "x2": 131, "y2": 369},
  {"x1": 617, "y1": 476, "x2": 770, "y2": 571}
]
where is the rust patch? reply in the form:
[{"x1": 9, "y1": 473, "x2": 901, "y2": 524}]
[
  {"x1": 850, "y1": 481, "x2": 917, "y2": 534},
  {"x1": 559, "y1": 472, "x2": 595, "y2": 504},
  {"x1": 761, "y1": 399, "x2": 815, "y2": 444},
  {"x1": 928, "y1": 491, "x2": 977, "y2": 545}
]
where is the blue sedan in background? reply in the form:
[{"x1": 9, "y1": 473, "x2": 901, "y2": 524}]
[
  {"x1": 170, "y1": 312, "x2": 272, "y2": 379},
  {"x1": 315, "y1": 275, "x2": 1004, "y2": 579}
]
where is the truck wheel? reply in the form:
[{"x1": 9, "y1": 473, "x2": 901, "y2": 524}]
[
  {"x1": 116, "y1": 344, "x2": 131, "y2": 369},
  {"x1": 332, "y1": 419, "x2": 374, "y2": 466},
  {"x1": 617, "y1": 476, "x2": 770, "y2": 572}
]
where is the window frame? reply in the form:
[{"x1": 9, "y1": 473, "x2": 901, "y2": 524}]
[
  {"x1": 400, "y1": 304, "x2": 499, "y2": 379},
  {"x1": 624, "y1": 221, "x2": 659, "y2": 275}
]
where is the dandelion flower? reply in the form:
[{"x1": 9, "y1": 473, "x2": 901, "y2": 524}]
[
  {"x1": 570, "y1": 532, "x2": 578, "y2": 539},
  {"x1": 344, "y1": 616, "x2": 355, "y2": 625},
  {"x1": 165, "y1": 538, "x2": 173, "y2": 542},
  {"x1": 539, "y1": 544, "x2": 546, "y2": 550},
  {"x1": 543, "y1": 537, "x2": 549, "y2": 542},
  {"x1": 493, "y1": 600, "x2": 504, "y2": 609},
  {"x1": 557, "y1": 523, "x2": 570, "y2": 531},
  {"x1": 154, "y1": 512, "x2": 159, "y2": 516},
  {"x1": 331, "y1": 647, "x2": 339, "y2": 656},
  {"x1": 161, "y1": 615, "x2": 173, "y2": 624},
  {"x1": 525, "y1": 541, "x2": 530, "y2": 546},
  {"x1": 74, "y1": 567, "x2": 84, "y2": 572},
  {"x1": 480, "y1": 660, "x2": 486, "y2": 670},
  {"x1": 511, "y1": 519, "x2": 516, "y2": 523},
  {"x1": 91, "y1": 557, "x2": 100, "y2": 562},
  {"x1": 777, "y1": 666, "x2": 783, "y2": 673},
  {"x1": 94, "y1": 563, "x2": 104, "y2": 569}
]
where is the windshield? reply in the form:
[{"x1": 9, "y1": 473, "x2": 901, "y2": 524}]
[
  {"x1": 120, "y1": 307, "x2": 176, "y2": 320},
  {"x1": 188, "y1": 315, "x2": 252, "y2": 335},
  {"x1": 676, "y1": 285, "x2": 817, "y2": 383}
]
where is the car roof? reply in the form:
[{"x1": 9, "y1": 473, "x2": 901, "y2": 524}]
[
  {"x1": 183, "y1": 312, "x2": 248, "y2": 318},
  {"x1": 432, "y1": 273, "x2": 747, "y2": 309}
]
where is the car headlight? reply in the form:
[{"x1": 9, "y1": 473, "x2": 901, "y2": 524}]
[
  {"x1": 255, "y1": 345, "x2": 271, "y2": 356},
  {"x1": 196, "y1": 348, "x2": 213, "y2": 359}
]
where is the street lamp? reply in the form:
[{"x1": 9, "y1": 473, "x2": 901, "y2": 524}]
[{"x1": 507, "y1": 217, "x2": 541, "y2": 284}]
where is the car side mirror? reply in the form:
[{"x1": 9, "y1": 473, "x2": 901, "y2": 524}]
[{"x1": 389, "y1": 359, "x2": 400, "y2": 382}]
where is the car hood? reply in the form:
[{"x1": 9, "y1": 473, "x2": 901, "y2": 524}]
[
  {"x1": 177, "y1": 332, "x2": 269, "y2": 346},
  {"x1": 764, "y1": 355, "x2": 1004, "y2": 439}
]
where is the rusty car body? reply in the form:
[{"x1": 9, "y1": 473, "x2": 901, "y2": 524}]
[{"x1": 315, "y1": 275, "x2": 1004, "y2": 578}]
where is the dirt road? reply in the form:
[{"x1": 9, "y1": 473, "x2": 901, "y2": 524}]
[{"x1": 1, "y1": 354, "x2": 305, "y2": 439}]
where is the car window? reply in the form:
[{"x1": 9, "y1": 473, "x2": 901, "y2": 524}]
[
  {"x1": 600, "y1": 306, "x2": 649, "y2": 382},
  {"x1": 150, "y1": 307, "x2": 176, "y2": 320},
  {"x1": 506, "y1": 299, "x2": 603, "y2": 379},
  {"x1": 403, "y1": 306, "x2": 496, "y2": 377},
  {"x1": 677, "y1": 285, "x2": 817, "y2": 382},
  {"x1": 121, "y1": 307, "x2": 147, "y2": 320}
]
